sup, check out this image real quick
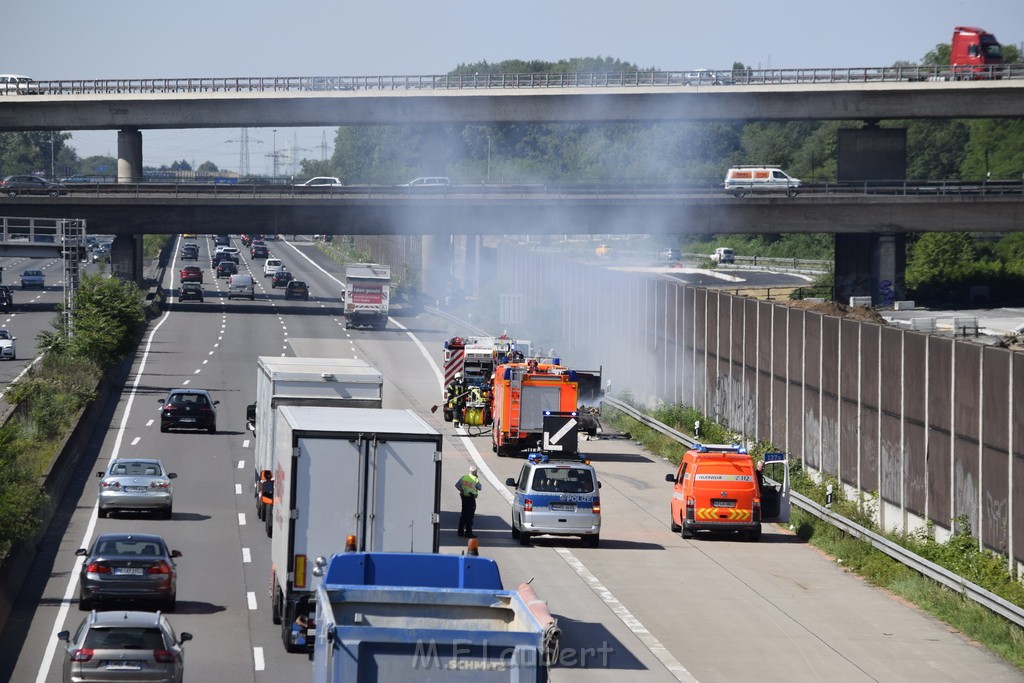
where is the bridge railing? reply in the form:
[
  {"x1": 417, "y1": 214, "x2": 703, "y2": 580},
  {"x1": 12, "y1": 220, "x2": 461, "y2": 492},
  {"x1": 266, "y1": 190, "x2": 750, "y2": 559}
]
[{"x1": 5, "y1": 65, "x2": 1024, "y2": 95}]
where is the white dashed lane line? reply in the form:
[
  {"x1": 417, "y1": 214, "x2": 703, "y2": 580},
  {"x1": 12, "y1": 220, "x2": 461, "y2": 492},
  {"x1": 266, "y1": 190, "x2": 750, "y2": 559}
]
[
  {"x1": 130, "y1": 437, "x2": 140, "y2": 446},
  {"x1": 238, "y1": 513, "x2": 246, "y2": 526},
  {"x1": 235, "y1": 484, "x2": 242, "y2": 495}
]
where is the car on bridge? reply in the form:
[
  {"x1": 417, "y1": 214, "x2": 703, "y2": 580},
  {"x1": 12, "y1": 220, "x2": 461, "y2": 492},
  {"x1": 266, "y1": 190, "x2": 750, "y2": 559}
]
[
  {"x1": 20, "y1": 269, "x2": 44, "y2": 288},
  {"x1": 0, "y1": 74, "x2": 35, "y2": 94},
  {"x1": 0, "y1": 329, "x2": 15, "y2": 360},
  {"x1": 179, "y1": 266, "x2": 203, "y2": 283},
  {"x1": 401, "y1": 176, "x2": 451, "y2": 189},
  {"x1": 1, "y1": 175, "x2": 66, "y2": 197},
  {"x1": 296, "y1": 176, "x2": 342, "y2": 187}
]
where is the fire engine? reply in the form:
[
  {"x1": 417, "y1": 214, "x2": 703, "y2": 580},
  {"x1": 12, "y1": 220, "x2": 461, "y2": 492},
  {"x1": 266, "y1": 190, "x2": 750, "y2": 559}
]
[{"x1": 490, "y1": 361, "x2": 581, "y2": 457}]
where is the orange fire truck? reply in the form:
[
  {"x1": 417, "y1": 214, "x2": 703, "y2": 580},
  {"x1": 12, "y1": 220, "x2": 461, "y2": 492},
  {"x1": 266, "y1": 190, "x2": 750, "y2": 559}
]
[{"x1": 490, "y1": 361, "x2": 581, "y2": 457}]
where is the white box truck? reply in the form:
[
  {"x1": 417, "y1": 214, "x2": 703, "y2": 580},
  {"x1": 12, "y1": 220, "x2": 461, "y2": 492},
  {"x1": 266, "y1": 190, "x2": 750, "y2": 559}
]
[
  {"x1": 269, "y1": 406, "x2": 443, "y2": 652},
  {"x1": 343, "y1": 263, "x2": 390, "y2": 329},
  {"x1": 248, "y1": 357, "x2": 384, "y2": 529}
]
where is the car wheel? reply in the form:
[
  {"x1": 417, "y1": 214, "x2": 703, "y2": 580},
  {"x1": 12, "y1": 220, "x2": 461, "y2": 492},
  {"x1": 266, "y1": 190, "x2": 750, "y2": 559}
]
[
  {"x1": 98, "y1": 507, "x2": 108, "y2": 519},
  {"x1": 207, "y1": 423, "x2": 216, "y2": 434},
  {"x1": 249, "y1": 294, "x2": 254, "y2": 300},
  {"x1": 681, "y1": 524, "x2": 693, "y2": 540},
  {"x1": 511, "y1": 515, "x2": 521, "y2": 540},
  {"x1": 669, "y1": 509, "x2": 681, "y2": 533},
  {"x1": 748, "y1": 524, "x2": 762, "y2": 542},
  {"x1": 78, "y1": 594, "x2": 93, "y2": 611},
  {"x1": 160, "y1": 423, "x2": 168, "y2": 433},
  {"x1": 586, "y1": 534, "x2": 600, "y2": 548},
  {"x1": 256, "y1": 500, "x2": 265, "y2": 521},
  {"x1": 162, "y1": 505, "x2": 173, "y2": 520},
  {"x1": 519, "y1": 530, "x2": 531, "y2": 546},
  {"x1": 265, "y1": 510, "x2": 273, "y2": 538},
  {"x1": 48, "y1": 190, "x2": 59, "y2": 197},
  {"x1": 163, "y1": 594, "x2": 176, "y2": 613},
  {"x1": 6, "y1": 190, "x2": 17, "y2": 197}
]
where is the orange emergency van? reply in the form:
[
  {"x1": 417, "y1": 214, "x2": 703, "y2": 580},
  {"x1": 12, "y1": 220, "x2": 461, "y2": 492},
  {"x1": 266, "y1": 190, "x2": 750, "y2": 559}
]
[{"x1": 665, "y1": 445, "x2": 790, "y2": 541}]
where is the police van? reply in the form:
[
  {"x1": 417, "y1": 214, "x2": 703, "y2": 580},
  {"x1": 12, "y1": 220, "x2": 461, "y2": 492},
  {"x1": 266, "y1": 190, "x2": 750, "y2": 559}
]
[{"x1": 505, "y1": 453, "x2": 601, "y2": 547}]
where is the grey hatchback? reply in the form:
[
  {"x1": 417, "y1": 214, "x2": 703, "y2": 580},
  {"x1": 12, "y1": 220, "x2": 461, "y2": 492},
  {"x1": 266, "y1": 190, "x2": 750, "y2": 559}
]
[
  {"x1": 96, "y1": 458, "x2": 176, "y2": 519},
  {"x1": 76, "y1": 533, "x2": 181, "y2": 611},
  {"x1": 58, "y1": 610, "x2": 191, "y2": 683}
]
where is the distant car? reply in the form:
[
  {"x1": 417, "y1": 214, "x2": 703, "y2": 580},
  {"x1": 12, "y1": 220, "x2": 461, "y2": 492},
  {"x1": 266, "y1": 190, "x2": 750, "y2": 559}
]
[
  {"x1": 60, "y1": 174, "x2": 111, "y2": 184},
  {"x1": 182, "y1": 233, "x2": 197, "y2": 238},
  {"x1": 250, "y1": 243, "x2": 269, "y2": 259},
  {"x1": 178, "y1": 282, "x2": 204, "y2": 302},
  {"x1": 683, "y1": 69, "x2": 733, "y2": 86},
  {"x1": 214, "y1": 246, "x2": 240, "y2": 263},
  {"x1": 271, "y1": 270, "x2": 294, "y2": 288},
  {"x1": 95, "y1": 458, "x2": 177, "y2": 519},
  {"x1": 0, "y1": 175, "x2": 66, "y2": 197},
  {"x1": 179, "y1": 266, "x2": 203, "y2": 283},
  {"x1": 0, "y1": 329, "x2": 15, "y2": 360},
  {"x1": 658, "y1": 248, "x2": 681, "y2": 261},
  {"x1": 284, "y1": 280, "x2": 309, "y2": 300},
  {"x1": 75, "y1": 533, "x2": 181, "y2": 611},
  {"x1": 401, "y1": 176, "x2": 451, "y2": 189},
  {"x1": 263, "y1": 258, "x2": 284, "y2": 278},
  {"x1": 296, "y1": 176, "x2": 343, "y2": 187},
  {"x1": 213, "y1": 234, "x2": 230, "y2": 246},
  {"x1": 57, "y1": 610, "x2": 192, "y2": 682},
  {"x1": 0, "y1": 74, "x2": 35, "y2": 94},
  {"x1": 93, "y1": 243, "x2": 111, "y2": 263},
  {"x1": 711, "y1": 247, "x2": 735, "y2": 264},
  {"x1": 180, "y1": 244, "x2": 199, "y2": 260},
  {"x1": 20, "y1": 269, "x2": 45, "y2": 288},
  {"x1": 159, "y1": 388, "x2": 218, "y2": 433},
  {"x1": 215, "y1": 260, "x2": 238, "y2": 278},
  {"x1": 0, "y1": 286, "x2": 13, "y2": 313}
]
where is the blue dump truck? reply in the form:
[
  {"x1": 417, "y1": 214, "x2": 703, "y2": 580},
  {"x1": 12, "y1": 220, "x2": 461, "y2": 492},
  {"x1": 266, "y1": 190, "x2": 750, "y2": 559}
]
[{"x1": 311, "y1": 552, "x2": 560, "y2": 682}]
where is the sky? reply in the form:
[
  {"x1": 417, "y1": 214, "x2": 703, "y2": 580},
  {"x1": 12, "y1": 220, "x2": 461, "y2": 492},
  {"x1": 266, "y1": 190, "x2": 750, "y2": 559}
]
[{"x1": 5, "y1": 0, "x2": 1023, "y2": 175}]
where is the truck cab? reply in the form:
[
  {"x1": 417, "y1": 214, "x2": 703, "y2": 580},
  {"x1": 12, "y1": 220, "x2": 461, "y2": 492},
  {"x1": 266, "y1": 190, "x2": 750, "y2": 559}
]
[{"x1": 950, "y1": 26, "x2": 1003, "y2": 78}]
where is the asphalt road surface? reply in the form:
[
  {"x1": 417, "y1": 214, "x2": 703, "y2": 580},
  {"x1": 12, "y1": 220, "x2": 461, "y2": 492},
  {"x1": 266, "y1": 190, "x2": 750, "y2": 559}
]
[{"x1": 1, "y1": 236, "x2": 1020, "y2": 682}]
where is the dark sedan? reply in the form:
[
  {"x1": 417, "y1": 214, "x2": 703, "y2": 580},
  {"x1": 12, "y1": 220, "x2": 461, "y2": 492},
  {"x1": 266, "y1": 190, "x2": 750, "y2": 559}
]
[
  {"x1": 216, "y1": 260, "x2": 238, "y2": 278},
  {"x1": 158, "y1": 388, "x2": 218, "y2": 433},
  {"x1": 178, "y1": 282, "x2": 204, "y2": 302},
  {"x1": 0, "y1": 174, "x2": 66, "y2": 197},
  {"x1": 271, "y1": 270, "x2": 294, "y2": 288},
  {"x1": 76, "y1": 533, "x2": 181, "y2": 611},
  {"x1": 284, "y1": 280, "x2": 309, "y2": 300}
]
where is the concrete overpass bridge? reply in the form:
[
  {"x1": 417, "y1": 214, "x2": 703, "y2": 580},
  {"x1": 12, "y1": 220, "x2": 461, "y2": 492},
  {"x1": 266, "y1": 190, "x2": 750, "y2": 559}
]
[{"x1": 2, "y1": 68, "x2": 1023, "y2": 301}]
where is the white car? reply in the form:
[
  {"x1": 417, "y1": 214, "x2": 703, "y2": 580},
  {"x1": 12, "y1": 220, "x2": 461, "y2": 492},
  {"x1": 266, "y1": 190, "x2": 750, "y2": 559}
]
[
  {"x1": 0, "y1": 74, "x2": 35, "y2": 94},
  {"x1": 296, "y1": 177, "x2": 342, "y2": 187},
  {"x1": 0, "y1": 329, "x2": 16, "y2": 360},
  {"x1": 214, "y1": 246, "x2": 240, "y2": 263},
  {"x1": 263, "y1": 258, "x2": 284, "y2": 278}
]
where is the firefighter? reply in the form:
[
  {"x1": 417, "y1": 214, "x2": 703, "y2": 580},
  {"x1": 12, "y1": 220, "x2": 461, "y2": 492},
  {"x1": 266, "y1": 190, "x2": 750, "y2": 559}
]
[
  {"x1": 526, "y1": 358, "x2": 539, "y2": 373},
  {"x1": 455, "y1": 465, "x2": 483, "y2": 537},
  {"x1": 446, "y1": 372, "x2": 467, "y2": 426}
]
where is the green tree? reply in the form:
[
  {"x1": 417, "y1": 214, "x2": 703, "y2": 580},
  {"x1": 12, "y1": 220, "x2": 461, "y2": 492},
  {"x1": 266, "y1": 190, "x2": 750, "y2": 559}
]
[{"x1": 197, "y1": 160, "x2": 219, "y2": 173}]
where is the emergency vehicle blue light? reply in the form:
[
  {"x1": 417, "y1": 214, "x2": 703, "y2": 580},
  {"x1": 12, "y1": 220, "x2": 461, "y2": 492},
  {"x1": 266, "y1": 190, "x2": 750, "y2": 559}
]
[
  {"x1": 568, "y1": 370, "x2": 577, "y2": 382},
  {"x1": 552, "y1": 358, "x2": 561, "y2": 365},
  {"x1": 694, "y1": 443, "x2": 708, "y2": 453},
  {"x1": 527, "y1": 453, "x2": 550, "y2": 464},
  {"x1": 543, "y1": 410, "x2": 552, "y2": 416}
]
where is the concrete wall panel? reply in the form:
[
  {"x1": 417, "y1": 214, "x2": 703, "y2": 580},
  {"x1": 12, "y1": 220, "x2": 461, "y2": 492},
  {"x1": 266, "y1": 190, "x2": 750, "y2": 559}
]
[
  {"x1": 981, "y1": 444, "x2": 1009, "y2": 553},
  {"x1": 904, "y1": 421, "x2": 927, "y2": 517},
  {"x1": 928, "y1": 433, "x2": 951, "y2": 528},
  {"x1": 954, "y1": 345, "x2": 981, "y2": 447},
  {"x1": 861, "y1": 404, "x2": 879, "y2": 494},
  {"x1": 929, "y1": 338, "x2": 952, "y2": 433},
  {"x1": 953, "y1": 436, "x2": 980, "y2": 536},
  {"x1": 840, "y1": 398, "x2": 859, "y2": 487},
  {"x1": 982, "y1": 348, "x2": 1010, "y2": 453},
  {"x1": 904, "y1": 333, "x2": 927, "y2": 424},
  {"x1": 860, "y1": 324, "x2": 880, "y2": 412},
  {"x1": 880, "y1": 327, "x2": 902, "y2": 416},
  {"x1": 879, "y1": 410, "x2": 902, "y2": 506}
]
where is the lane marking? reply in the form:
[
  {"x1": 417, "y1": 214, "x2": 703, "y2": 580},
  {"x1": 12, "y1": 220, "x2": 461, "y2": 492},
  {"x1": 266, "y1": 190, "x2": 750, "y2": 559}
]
[
  {"x1": 242, "y1": 439, "x2": 250, "y2": 448},
  {"x1": 253, "y1": 647, "x2": 265, "y2": 671},
  {"x1": 237, "y1": 460, "x2": 245, "y2": 469},
  {"x1": 130, "y1": 437, "x2": 140, "y2": 446},
  {"x1": 235, "y1": 484, "x2": 242, "y2": 495},
  {"x1": 238, "y1": 513, "x2": 246, "y2": 526},
  {"x1": 242, "y1": 547, "x2": 251, "y2": 563},
  {"x1": 146, "y1": 419, "x2": 154, "y2": 427},
  {"x1": 247, "y1": 591, "x2": 257, "y2": 610}
]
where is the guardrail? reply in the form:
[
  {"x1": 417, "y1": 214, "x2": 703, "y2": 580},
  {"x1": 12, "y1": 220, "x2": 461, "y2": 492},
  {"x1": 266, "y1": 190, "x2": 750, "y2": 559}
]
[
  {"x1": 3, "y1": 65, "x2": 1023, "y2": 95},
  {"x1": 600, "y1": 395, "x2": 1024, "y2": 629},
  {"x1": 12, "y1": 179, "x2": 1024, "y2": 201}
]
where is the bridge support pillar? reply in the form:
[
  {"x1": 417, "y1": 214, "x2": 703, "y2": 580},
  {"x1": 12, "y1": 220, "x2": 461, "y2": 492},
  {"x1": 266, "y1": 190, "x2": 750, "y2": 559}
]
[
  {"x1": 462, "y1": 234, "x2": 480, "y2": 297},
  {"x1": 117, "y1": 128, "x2": 143, "y2": 183},
  {"x1": 834, "y1": 233, "x2": 905, "y2": 306},
  {"x1": 421, "y1": 235, "x2": 451, "y2": 306},
  {"x1": 110, "y1": 234, "x2": 144, "y2": 285}
]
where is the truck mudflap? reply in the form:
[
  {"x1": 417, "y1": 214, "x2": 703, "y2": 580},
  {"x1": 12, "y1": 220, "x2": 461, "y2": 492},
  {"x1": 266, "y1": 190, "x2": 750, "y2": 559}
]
[{"x1": 517, "y1": 582, "x2": 561, "y2": 665}]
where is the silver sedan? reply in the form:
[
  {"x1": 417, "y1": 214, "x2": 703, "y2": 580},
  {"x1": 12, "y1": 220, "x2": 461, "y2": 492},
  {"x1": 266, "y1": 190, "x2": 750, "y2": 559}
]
[{"x1": 96, "y1": 459, "x2": 176, "y2": 519}]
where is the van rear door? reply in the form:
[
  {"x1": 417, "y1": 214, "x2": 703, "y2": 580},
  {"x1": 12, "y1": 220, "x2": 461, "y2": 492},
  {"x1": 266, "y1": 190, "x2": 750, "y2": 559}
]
[{"x1": 760, "y1": 451, "x2": 791, "y2": 523}]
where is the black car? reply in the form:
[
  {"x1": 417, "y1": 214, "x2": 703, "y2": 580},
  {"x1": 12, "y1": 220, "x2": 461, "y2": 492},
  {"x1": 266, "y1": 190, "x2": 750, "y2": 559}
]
[
  {"x1": 180, "y1": 245, "x2": 199, "y2": 260},
  {"x1": 75, "y1": 533, "x2": 181, "y2": 611},
  {"x1": 213, "y1": 234, "x2": 230, "y2": 246},
  {"x1": 284, "y1": 280, "x2": 309, "y2": 300},
  {"x1": 158, "y1": 389, "x2": 218, "y2": 433},
  {"x1": 178, "y1": 282, "x2": 204, "y2": 302},
  {"x1": 271, "y1": 270, "x2": 294, "y2": 288},
  {"x1": 0, "y1": 174, "x2": 66, "y2": 197},
  {"x1": 251, "y1": 243, "x2": 269, "y2": 258},
  {"x1": 0, "y1": 285, "x2": 13, "y2": 313},
  {"x1": 216, "y1": 260, "x2": 238, "y2": 278}
]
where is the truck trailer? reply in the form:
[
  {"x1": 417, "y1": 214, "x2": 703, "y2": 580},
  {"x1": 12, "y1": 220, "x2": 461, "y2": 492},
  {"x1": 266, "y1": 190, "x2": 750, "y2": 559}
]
[
  {"x1": 343, "y1": 263, "x2": 391, "y2": 329},
  {"x1": 312, "y1": 552, "x2": 559, "y2": 682},
  {"x1": 270, "y1": 406, "x2": 442, "y2": 652},
  {"x1": 247, "y1": 356, "x2": 384, "y2": 532}
]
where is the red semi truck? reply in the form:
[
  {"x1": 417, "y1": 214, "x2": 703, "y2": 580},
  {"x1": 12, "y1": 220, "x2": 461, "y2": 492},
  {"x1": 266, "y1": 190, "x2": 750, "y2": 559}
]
[{"x1": 950, "y1": 26, "x2": 1003, "y2": 78}]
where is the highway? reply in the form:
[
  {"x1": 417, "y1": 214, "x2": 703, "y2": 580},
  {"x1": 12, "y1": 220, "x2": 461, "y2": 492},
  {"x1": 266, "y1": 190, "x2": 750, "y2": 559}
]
[{"x1": 0, "y1": 237, "x2": 1020, "y2": 682}]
